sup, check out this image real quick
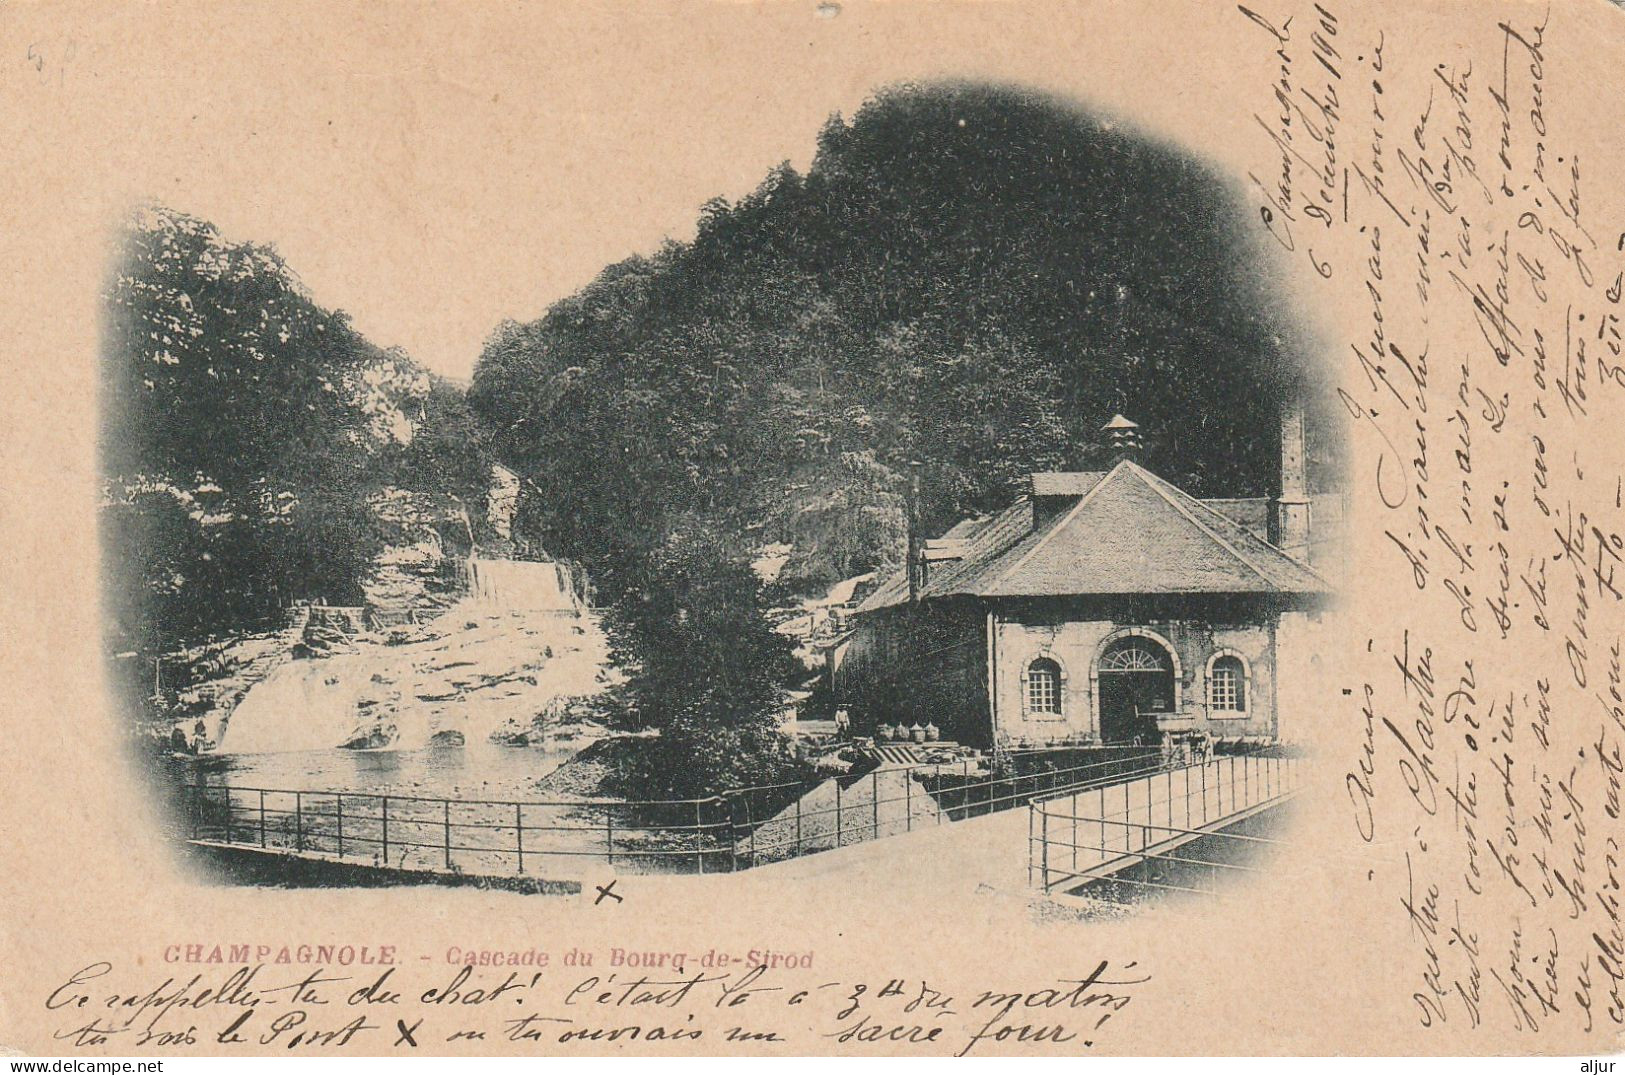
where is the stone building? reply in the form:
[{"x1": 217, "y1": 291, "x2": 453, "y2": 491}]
[{"x1": 833, "y1": 410, "x2": 1335, "y2": 749}]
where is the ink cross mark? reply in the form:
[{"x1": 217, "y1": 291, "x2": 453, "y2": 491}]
[
  {"x1": 594, "y1": 879, "x2": 623, "y2": 905},
  {"x1": 395, "y1": 1018, "x2": 421, "y2": 1048}
]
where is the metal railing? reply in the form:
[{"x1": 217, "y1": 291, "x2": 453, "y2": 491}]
[
  {"x1": 187, "y1": 786, "x2": 734, "y2": 875},
  {"x1": 184, "y1": 744, "x2": 1193, "y2": 878},
  {"x1": 724, "y1": 744, "x2": 1171, "y2": 867},
  {"x1": 1029, "y1": 747, "x2": 1301, "y2": 898}
]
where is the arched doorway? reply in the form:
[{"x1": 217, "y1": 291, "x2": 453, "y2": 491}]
[{"x1": 1096, "y1": 635, "x2": 1176, "y2": 744}]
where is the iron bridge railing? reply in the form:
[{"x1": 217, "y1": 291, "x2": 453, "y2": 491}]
[
  {"x1": 1028, "y1": 746, "x2": 1303, "y2": 900},
  {"x1": 183, "y1": 744, "x2": 1176, "y2": 877}
]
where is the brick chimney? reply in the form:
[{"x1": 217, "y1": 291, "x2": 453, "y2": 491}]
[{"x1": 1269, "y1": 397, "x2": 1312, "y2": 561}]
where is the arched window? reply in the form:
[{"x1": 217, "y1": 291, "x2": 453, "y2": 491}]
[
  {"x1": 1025, "y1": 657, "x2": 1063, "y2": 717},
  {"x1": 1098, "y1": 645, "x2": 1170, "y2": 673},
  {"x1": 1208, "y1": 654, "x2": 1247, "y2": 713}
]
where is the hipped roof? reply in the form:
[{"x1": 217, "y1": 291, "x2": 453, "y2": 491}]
[{"x1": 856, "y1": 459, "x2": 1328, "y2": 614}]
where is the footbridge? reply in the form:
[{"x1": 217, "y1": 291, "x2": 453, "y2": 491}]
[{"x1": 1028, "y1": 748, "x2": 1302, "y2": 899}]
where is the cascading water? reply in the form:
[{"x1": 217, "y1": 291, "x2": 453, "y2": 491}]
[
  {"x1": 212, "y1": 657, "x2": 366, "y2": 754},
  {"x1": 207, "y1": 559, "x2": 607, "y2": 757},
  {"x1": 468, "y1": 557, "x2": 579, "y2": 611}
]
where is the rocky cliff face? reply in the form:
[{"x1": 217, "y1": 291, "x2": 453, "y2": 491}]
[
  {"x1": 351, "y1": 352, "x2": 433, "y2": 448},
  {"x1": 363, "y1": 487, "x2": 470, "y2": 620}
]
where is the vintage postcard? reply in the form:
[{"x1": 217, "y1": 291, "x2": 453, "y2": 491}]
[{"x1": 1, "y1": 0, "x2": 1622, "y2": 1059}]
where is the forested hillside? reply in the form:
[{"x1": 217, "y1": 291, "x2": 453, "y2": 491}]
[
  {"x1": 101, "y1": 206, "x2": 490, "y2": 654},
  {"x1": 470, "y1": 83, "x2": 1330, "y2": 604},
  {"x1": 467, "y1": 82, "x2": 1334, "y2": 794}
]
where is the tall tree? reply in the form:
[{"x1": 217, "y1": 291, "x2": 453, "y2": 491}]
[{"x1": 101, "y1": 207, "x2": 440, "y2": 651}]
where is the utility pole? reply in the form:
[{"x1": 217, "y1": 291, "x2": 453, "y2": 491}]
[{"x1": 906, "y1": 460, "x2": 923, "y2": 605}]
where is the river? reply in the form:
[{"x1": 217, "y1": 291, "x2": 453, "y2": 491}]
[{"x1": 158, "y1": 739, "x2": 586, "y2": 803}]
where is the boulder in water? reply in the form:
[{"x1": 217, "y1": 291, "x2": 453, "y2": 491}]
[
  {"x1": 487, "y1": 719, "x2": 536, "y2": 746},
  {"x1": 341, "y1": 723, "x2": 397, "y2": 750}
]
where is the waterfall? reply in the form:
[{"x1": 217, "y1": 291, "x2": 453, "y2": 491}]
[
  {"x1": 468, "y1": 557, "x2": 579, "y2": 612},
  {"x1": 213, "y1": 659, "x2": 364, "y2": 754},
  {"x1": 207, "y1": 557, "x2": 596, "y2": 756}
]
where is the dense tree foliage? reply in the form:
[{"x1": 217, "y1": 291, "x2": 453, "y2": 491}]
[
  {"x1": 606, "y1": 528, "x2": 806, "y2": 797},
  {"x1": 470, "y1": 82, "x2": 1333, "y2": 795},
  {"x1": 101, "y1": 207, "x2": 480, "y2": 653},
  {"x1": 383, "y1": 378, "x2": 497, "y2": 520},
  {"x1": 472, "y1": 85, "x2": 1328, "y2": 585}
]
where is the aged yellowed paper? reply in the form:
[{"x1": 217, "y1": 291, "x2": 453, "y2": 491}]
[{"x1": 2, "y1": 0, "x2": 1623, "y2": 1058}]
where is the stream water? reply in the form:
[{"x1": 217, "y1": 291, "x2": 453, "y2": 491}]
[
  {"x1": 162, "y1": 560, "x2": 609, "y2": 804},
  {"x1": 161, "y1": 739, "x2": 585, "y2": 802}
]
